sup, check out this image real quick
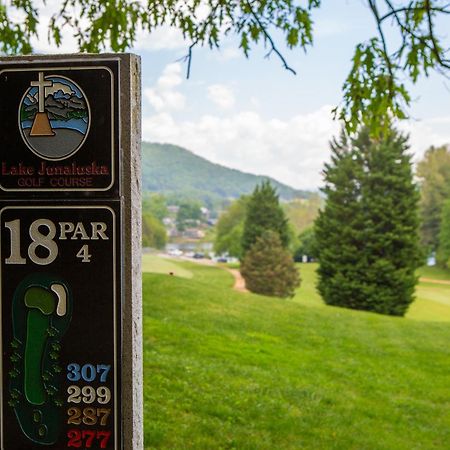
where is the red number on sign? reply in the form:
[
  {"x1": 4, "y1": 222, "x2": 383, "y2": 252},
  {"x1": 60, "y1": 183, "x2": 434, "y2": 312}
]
[
  {"x1": 82, "y1": 430, "x2": 96, "y2": 448},
  {"x1": 67, "y1": 429, "x2": 112, "y2": 448},
  {"x1": 67, "y1": 429, "x2": 82, "y2": 447},
  {"x1": 97, "y1": 431, "x2": 111, "y2": 449}
]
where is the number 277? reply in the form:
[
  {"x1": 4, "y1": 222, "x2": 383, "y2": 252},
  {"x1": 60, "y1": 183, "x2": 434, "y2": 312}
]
[{"x1": 67, "y1": 430, "x2": 111, "y2": 448}]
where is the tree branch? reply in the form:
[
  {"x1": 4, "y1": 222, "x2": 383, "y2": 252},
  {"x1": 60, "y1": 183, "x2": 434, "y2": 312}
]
[
  {"x1": 379, "y1": 4, "x2": 450, "y2": 22},
  {"x1": 381, "y1": 0, "x2": 450, "y2": 71},
  {"x1": 425, "y1": 0, "x2": 450, "y2": 69},
  {"x1": 178, "y1": 1, "x2": 223, "y2": 79},
  {"x1": 368, "y1": 0, "x2": 396, "y2": 89},
  {"x1": 244, "y1": 0, "x2": 297, "y2": 75}
]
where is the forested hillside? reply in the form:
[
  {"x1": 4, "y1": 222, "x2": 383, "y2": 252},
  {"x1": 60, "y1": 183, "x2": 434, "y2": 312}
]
[{"x1": 142, "y1": 142, "x2": 312, "y2": 203}]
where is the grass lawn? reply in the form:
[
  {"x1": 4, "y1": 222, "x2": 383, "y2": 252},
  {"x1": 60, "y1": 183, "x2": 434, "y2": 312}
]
[
  {"x1": 143, "y1": 257, "x2": 450, "y2": 449},
  {"x1": 142, "y1": 254, "x2": 193, "y2": 279},
  {"x1": 417, "y1": 265, "x2": 450, "y2": 281},
  {"x1": 291, "y1": 263, "x2": 450, "y2": 323}
]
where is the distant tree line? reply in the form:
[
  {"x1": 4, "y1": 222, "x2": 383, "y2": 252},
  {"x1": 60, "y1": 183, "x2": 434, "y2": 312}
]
[{"x1": 416, "y1": 145, "x2": 450, "y2": 268}]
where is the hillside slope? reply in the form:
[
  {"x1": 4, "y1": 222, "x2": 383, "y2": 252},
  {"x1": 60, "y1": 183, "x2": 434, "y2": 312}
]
[
  {"x1": 142, "y1": 258, "x2": 450, "y2": 449},
  {"x1": 142, "y1": 142, "x2": 312, "y2": 202}
]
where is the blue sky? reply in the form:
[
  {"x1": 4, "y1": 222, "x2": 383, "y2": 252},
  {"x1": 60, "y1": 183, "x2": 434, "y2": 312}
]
[{"x1": 26, "y1": 0, "x2": 450, "y2": 189}]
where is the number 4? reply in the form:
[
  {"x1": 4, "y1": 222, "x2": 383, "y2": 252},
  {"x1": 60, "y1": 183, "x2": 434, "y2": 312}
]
[{"x1": 76, "y1": 245, "x2": 92, "y2": 263}]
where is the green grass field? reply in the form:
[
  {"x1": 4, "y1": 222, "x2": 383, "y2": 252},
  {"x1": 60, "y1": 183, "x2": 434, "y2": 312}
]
[
  {"x1": 142, "y1": 255, "x2": 450, "y2": 449},
  {"x1": 417, "y1": 265, "x2": 450, "y2": 281}
]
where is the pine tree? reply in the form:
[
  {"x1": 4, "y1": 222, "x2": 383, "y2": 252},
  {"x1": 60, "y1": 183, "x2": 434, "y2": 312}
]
[
  {"x1": 315, "y1": 127, "x2": 421, "y2": 316},
  {"x1": 437, "y1": 200, "x2": 450, "y2": 268},
  {"x1": 241, "y1": 231, "x2": 300, "y2": 298},
  {"x1": 315, "y1": 131, "x2": 367, "y2": 309},
  {"x1": 241, "y1": 181, "x2": 290, "y2": 257},
  {"x1": 360, "y1": 129, "x2": 421, "y2": 315}
]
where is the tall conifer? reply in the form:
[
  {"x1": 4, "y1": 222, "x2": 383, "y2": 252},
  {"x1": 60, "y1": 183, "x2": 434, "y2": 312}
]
[
  {"x1": 315, "y1": 127, "x2": 421, "y2": 316},
  {"x1": 241, "y1": 181, "x2": 290, "y2": 257},
  {"x1": 315, "y1": 132, "x2": 367, "y2": 309}
]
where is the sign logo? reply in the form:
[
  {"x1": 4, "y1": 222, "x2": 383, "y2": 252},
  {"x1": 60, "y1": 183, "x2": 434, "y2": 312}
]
[{"x1": 19, "y1": 73, "x2": 90, "y2": 161}]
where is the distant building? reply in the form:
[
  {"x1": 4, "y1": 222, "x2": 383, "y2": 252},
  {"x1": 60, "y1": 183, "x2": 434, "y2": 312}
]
[
  {"x1": 168, "y1": 228, "x2": 180, "y2": 238},
  {"x1": 200, "y1": 207, "x2": 210, "y2": 219},
  {"x1": 427, "y1": 254, "x2": 436, "y2": 266},
  {"x1": 184, "y1": 228, "x2": 205, "y2": 239}
]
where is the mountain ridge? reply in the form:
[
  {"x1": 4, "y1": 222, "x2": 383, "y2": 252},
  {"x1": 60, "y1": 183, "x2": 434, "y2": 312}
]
[{"x1": 142, "y1": 142, "x2": 313, "y2": 204}]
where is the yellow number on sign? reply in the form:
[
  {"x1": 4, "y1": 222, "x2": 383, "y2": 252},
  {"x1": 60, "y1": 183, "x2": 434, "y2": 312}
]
[
  {"x1": 76, "y1": 245, "x2": 92, "y2": 263},
  {"x1": 28, "y1": 219, "x2": 58, "y2": 265},
  {"x1": 67, "y1": 385, "x2": 81, "y2": 403},
  {"x1": 82, "y1": 407, "x2": 97, "y2": 426},
  {"x1": 96, "y1": 387, "x2": 111, "y2": 405},
  {"x1": 4, "y1": 219, "x2": 58, "y2": 265},
  {"x1": 97, "y1": 408, "x2": 111, "y2": 426},
  {"x1": 82, "y1": 386, "x2": 96, "y2": 404},
  {"x1": 67, "y1": 407, "x2": 82, "y2": 425}
]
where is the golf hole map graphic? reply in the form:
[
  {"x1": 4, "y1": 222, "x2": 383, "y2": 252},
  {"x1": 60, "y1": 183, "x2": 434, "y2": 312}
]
[{"x1": 0, "y1": 59, "x2": 122, "y2": 449}]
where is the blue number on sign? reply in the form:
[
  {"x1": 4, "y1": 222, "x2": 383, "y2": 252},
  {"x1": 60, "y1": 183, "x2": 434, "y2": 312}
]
[
  {"x1": 67, "y1": 363, "x2": 81, "y2": 382},
  {"x1": 81, "y1": 364, "x2": 96, "y2": 382},
  {"x1": 67, "y1": 363, "x2": 111, "y2": 382},
  {"x1": 96, "y1": 365, "x2": 111, "y2": 383}
]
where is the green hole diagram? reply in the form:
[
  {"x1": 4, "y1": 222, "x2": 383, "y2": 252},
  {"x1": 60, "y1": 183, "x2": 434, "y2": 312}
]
[{"x1": 8, "y1": 273, "x2": 73, "y2": 446}]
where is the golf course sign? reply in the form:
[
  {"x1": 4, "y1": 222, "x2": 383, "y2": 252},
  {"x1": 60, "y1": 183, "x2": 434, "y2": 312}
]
[{"x1": 0, "y1": 56, "x2": 129, "y2": 450}]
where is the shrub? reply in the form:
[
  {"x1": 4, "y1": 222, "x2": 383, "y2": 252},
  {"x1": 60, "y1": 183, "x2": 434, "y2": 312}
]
[{"x1": 241, "y1": 231, "x2": 300, "y2": 298}]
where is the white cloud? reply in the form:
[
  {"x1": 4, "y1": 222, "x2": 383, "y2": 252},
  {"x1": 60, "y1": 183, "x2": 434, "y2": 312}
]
[
  {"x1": 142, "y1": 105, "x2": 450, "y2": 190},
  {"x1": 144, "y1": 63, "x2": 186, "y2": 112},
  {"x1": 22, "y1": 0, "x2": 85, "y2": 53},
  {"x1": 207, "y1": 84, "x2": 236, "y2": 110},
  {"x1": 143, "y1": 105, "x2": 340, "y2": 190},
  {"x1": 400, "y1": 116, "x2": 450, "y2": 162},
  {"x1": 132, "y1": 26, "x2": 187, "y2": 51}
]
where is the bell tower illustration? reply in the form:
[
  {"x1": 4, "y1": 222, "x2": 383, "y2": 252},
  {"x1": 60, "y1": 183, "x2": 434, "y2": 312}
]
[{"x1": 29, "y1": 72, "x2": 55, "y2": 137}]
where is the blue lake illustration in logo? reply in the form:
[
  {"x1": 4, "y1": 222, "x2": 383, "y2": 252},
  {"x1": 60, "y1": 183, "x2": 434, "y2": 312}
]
[{"x1": 19, "y1": 73, "x2": 90, "y2": 160}]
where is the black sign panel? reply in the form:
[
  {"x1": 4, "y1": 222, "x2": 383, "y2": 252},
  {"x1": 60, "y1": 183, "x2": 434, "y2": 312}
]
[
  {"x1": 0, "y1": 56, "x2": 125, "y2": 450},
  {"x1": 0, "y1": 60, "x2": 119, "y2": 198},
  {"x1": 0, "y1": 203, "x2": 121, "y2": 449}
]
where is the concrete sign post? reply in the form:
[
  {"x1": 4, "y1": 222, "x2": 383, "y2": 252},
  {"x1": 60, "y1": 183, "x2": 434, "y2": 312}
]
[{"x1": 0, "y1": 54, "x2": 142, "y2": 449}]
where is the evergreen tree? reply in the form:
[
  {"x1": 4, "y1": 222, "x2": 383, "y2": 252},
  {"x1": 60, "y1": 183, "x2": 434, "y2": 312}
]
[
  {"x1": 437, "y1": 200, "x2": 450, "y2": 269},
  {"x1": 315, "y1": 131, "x2": 367, "y2": 310},
  {"x1": 242, "y1": 181, "x2": 290, "y2": 257},
  {"x1": 241, "y1": 231, "x2": 300, "y2": 298},
  {"x1": 360, "y1": 129, "x2": 422, "y2": 315},
  {"x1": 315, "y1": 127, "x2": 421, "y2": 316}
]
